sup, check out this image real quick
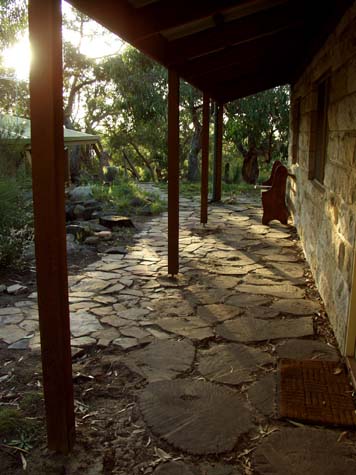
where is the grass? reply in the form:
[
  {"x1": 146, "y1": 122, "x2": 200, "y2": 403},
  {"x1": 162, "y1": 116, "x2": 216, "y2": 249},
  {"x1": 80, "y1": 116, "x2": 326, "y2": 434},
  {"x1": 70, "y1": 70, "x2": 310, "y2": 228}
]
[
  {"x1": 92, "y1": 180, "x2": 166, "y2": 216},
  {"x1": 0, "y1": 407, "x2": 38, "y2": 450},
  {"x1": 157, "y1": 181, "x2": 260, "y2": 200}
]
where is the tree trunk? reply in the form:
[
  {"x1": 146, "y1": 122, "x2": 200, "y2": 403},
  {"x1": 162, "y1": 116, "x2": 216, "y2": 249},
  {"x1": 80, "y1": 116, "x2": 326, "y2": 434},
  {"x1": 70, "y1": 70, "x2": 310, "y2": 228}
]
[
  {"x1": 129, "y1": 141, "x2": 156, "y2": 181},
  {"x1": 187, "y1": 127, "x2": 201, "y2": 182},
  {"x1": 242, "y1": 148, "x2": 259, "y2": 184}
]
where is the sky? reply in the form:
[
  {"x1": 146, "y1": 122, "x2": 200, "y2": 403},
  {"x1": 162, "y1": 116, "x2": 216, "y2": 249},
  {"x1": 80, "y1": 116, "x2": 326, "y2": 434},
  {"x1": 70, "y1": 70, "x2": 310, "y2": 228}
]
[{"x1": 1, "y1": 0, "x2": 124, "y2": 81}]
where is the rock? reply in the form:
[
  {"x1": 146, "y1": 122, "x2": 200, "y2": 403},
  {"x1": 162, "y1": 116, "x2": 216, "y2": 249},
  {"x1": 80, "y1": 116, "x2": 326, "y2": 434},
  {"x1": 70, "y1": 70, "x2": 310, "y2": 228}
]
[
  {"x1": 23, "y1": 242, "x2": 35, "y2": 260},
  {"x1": 94, "y1": 230, "x2": 112, "y2": 239},
  {"x1": 154, "y1": 462, "x2": 196, "y2": 475},
  {"x1": 71, "y1": 336, "x2": 96, "y2": 347},
  {"x1": 275, "y1": 339, "x2": 340, "y2": 361},
  {"x1": 155, "y1": 316, "x2": 214, "y2": 340},
  {"x1": 71, "y1": 279, "x2": 111, "y2": 293},
  {"x1": 119, "y1": 308, "x2": 150, "y2": 320},
  {"x1": 0, "y1": 307, "x2": 23, "y2": 316},
  {"x1": 120, "y1": 326, "x2": 150, "y2": 339},
  {"x1": 0, "y1": 284, "x2": 6, "y2": 293},
  {"x1": 270, "y1": 298, "x2": 321, "y2": 315},
  {"x1": 7, "y1": 284, "x2": 28, "y2": 295},
  {"x1": 100, "y1": 315, "x2": 129, "y2": 327},
  {"x1": 89, "y1": 306, "x2": 114, "y2": 317},
  {"x1": 0, "y1": 308, "x2": 24, "y2": 328},
  {"x1": 66, "y1": 233, "x2": 75, "y2": 243},
  {"x1": 247, "y1": 374, "x2": 277, "y2": 417},
  {"x1": 99, "y1": 215, "x2": 135, "y2": 229},
  {"x1": 225, "y1": 294, "x2": 271, "y2": 307},
  {"x1": 84, "y1": 236, "x2": 99, "y2": 245},
  {"x1": 125, "y1": 339, "x2": 195, "y2": 382},
  {"x1": 8, "y1": 338, "x2": 30, "y2": 350},
  {"x1": 101, "y1": 283, "x2": 125, "y2": 294},
  {"x1": 66, "y1": 235, "x2": 80, "y2": 253},
  {"x1": 140, "y1": 379, "x2": 253, "y2": 455},
  {"x1": 197, "y1": 304, "x2": 243, "y2": 324},
  {"x1": 113, "y1": 337, "x2": 141, "y2": 350},
  {"x1": 68, "y1": 185, "x2": 93, "y2": 202},
  {"x1": 73, "y1": 204, "x2": 86, "y2": 219},
  {"x1": 105, "y1": 246, "x2": 127, "y2": 254},
  {"x1": 91, "y1": 327, "x2": 120, "y2": 347},
  {"x1": 0, "y1": 325, "x2": 29, "y2": 344},
  {"x1": 235, "y1": 284, "x2": 305, "y2": 299},
  {"x1": 152, "y1": 298, "x2": 195, "y2": 317},
  {"x1": 252, "y1": 427, "x2": 356, "y2": 475},
  {"x1": 198, "y1": 343, "x2": 274, "y2": 385},
  {"x1": 70, "y1": 311, "x2": 103, "y2": 337},
  {"x1": 19, "y1": 320, "x2": 38, "y2": 332},
  {"x1": 216, "y1": 316, "x2": 314, "y2": 342},
  {"x1": 66, "y1": 224, "x2": 92, "y2": 241}
]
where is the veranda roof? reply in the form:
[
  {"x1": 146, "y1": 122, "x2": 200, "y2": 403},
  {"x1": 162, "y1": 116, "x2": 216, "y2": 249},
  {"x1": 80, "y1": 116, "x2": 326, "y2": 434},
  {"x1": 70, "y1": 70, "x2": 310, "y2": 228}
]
[{"x1": 67, "y1": 0, "x2": 353, "y2": 102}]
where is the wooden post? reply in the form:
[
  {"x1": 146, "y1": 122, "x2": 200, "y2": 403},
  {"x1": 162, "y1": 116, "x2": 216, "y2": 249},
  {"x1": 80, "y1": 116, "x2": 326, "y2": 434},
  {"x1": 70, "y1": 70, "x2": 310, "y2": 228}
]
[
  {"x1": 200, "y1": 93, "x2": 210, "y2": 224},
  {"x1": 212, "y1": 102, "x2": 223, "y2": 202},
  {"x1": 168, "y1": 70, "x2": 179, "y2": 275},
  {"x1": 64, "y1": 147, "x2": 70, "y2": 185},
  {"x1": 29, "y1": 0, "x2": 75, "y2": 453}
]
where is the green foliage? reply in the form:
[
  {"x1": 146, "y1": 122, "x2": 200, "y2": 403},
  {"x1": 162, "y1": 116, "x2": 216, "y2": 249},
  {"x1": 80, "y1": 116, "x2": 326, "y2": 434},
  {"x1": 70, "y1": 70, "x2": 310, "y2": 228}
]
[
  {"x1": 0, "y1": 0, "x2": 27, "y2": 49},
  {"x1": 20, "y1": 391, "x2": 44, "y2": 416},
  {"x1": 0, "y1": 178, "x2": 34, "y2": 268},
  {"x1": 0, "y1": 406, "x2": 37, "y2": 448},
  {"x1": 100, "y1": 48, "x2": 168, "y2": 176},
  {"x1": 157, "y1": 181, "x2": 258, "y2": 200},
  {"x1": 0, "y1": 74, "x2": 29, "y2": 117},
  {"x1": 92, "y1": 180, "x2": 166, "y2": 216},
  {"x1": 225, "y1": 86, "x2": 290, "y2": 180}
]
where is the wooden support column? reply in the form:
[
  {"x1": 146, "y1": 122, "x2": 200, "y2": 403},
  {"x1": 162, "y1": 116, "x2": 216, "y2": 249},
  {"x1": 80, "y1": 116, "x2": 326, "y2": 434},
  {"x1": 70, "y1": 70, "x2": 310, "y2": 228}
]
[
  {"x1": 168, "y1": 70, "x2": 179, "y2": 275},
  {"x1": 200, "y1": 93, "x2": 210, "y2": 224},
  {"x1": 212, "y1": 102, "x2": 223, "y2": 202},
  {"x1": 29, "y1": 0, "x2": 75, "y2": 453}
]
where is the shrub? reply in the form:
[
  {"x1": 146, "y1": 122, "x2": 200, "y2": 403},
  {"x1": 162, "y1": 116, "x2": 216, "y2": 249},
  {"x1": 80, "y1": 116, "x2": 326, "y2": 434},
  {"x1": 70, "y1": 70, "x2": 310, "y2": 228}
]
[
  {"x1": 0, "y1": 178, "x2": 34, "y2": 268},
  {"x1": 92, "y1": 180, "x2": 166, "y2": 216}
]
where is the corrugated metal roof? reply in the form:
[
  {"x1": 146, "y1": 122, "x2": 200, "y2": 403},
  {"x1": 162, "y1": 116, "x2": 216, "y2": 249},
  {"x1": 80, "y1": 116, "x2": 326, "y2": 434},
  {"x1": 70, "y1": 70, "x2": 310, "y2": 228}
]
[{"x1": 0, "y1": 114, "x2": 100, "y2": 146}]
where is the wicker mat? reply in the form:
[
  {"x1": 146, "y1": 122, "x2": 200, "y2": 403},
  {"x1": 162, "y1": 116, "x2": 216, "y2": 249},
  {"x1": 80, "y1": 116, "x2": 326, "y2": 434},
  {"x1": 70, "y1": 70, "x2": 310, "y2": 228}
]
[{"x1": 280, "y1": 358, "x2": 356, "y2": 427}]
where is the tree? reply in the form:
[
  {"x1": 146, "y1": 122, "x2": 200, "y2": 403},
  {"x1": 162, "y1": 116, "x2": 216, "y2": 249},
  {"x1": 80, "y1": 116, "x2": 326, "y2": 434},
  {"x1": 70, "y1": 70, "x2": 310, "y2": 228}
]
[
  {"x1": 180, "y1": 82, "x2": 204, "y2": 182},
  {"x1": 100, "y1": 47, "x2": 168, "y2": 181},
  {"x1": 0, "y1": 0, "x2": 27, "y2": 50},
  {"x1": 225, "y1": 86, "x2": 290, "y2": 184},
  {"x1": 0, "y1": 0, "x2": 29, "y2": 116}
]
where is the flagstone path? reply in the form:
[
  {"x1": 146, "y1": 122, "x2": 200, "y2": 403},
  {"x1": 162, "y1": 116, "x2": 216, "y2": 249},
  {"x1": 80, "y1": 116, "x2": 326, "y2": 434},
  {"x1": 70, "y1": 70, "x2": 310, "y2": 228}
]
[{"x1": 1, "y1": 185, "x2": 355, "y2": 474}]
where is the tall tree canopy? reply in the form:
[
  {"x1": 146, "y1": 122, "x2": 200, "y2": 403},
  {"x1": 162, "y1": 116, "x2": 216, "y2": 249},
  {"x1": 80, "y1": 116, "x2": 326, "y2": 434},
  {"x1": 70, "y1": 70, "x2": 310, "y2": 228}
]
[
  {"x1": 0, "y1": 3, "x2": 290, "y2": 183},
  {"x1": 225, "y1": 86, "x2": 290, "y2": 183},
  {"x1": 0, "y1": 0, "x2": 27, "y2": 49}
]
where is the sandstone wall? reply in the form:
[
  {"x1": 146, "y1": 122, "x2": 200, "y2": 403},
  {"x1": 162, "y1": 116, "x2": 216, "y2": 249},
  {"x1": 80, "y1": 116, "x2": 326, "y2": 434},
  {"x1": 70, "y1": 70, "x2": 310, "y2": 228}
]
[{"x1": 289, "y1": 2, "x2": 356, "y2": 353}]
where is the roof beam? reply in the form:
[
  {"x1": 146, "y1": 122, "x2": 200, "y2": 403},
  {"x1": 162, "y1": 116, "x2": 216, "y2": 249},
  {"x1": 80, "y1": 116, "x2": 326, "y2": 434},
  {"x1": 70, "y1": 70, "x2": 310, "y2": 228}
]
[
  {"x1": 166, "y1": 2, "x2": 304, "y2": 66},
  {"x1": 135, "y1": 0, "x2": 287, "y2": 40},
  {"x1": 178, "y1": 27, "x2": 302, "y2": 80}
]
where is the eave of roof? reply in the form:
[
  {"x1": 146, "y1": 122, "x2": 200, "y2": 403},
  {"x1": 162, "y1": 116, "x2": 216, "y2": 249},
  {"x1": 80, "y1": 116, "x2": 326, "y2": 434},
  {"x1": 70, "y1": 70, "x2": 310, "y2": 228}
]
[
  {"x1": 0, "y1": 115, "x2": 100, "y2": 146},
  {"x1": 67, "y1": 0, "x2": 354, "y2": 102}
]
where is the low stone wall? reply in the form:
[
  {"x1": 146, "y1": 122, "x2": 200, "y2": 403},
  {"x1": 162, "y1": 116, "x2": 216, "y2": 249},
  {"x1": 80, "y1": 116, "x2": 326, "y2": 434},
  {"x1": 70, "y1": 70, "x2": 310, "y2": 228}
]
[{"x1": 288, "y1": 2, "x2": 356, "y2": 352}]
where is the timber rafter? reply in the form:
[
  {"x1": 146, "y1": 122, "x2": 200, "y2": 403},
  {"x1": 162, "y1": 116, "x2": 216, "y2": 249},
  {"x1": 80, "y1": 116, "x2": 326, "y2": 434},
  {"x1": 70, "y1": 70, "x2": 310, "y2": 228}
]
[{"x1": 68, "y1": 0, "x2": 354, "y2": 101}]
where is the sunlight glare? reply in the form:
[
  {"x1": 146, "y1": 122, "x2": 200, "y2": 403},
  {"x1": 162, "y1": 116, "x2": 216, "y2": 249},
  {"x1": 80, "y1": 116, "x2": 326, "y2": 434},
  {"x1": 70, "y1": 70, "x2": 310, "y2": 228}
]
[{"x1": 2, "y1": 35, "x2": 31, "y2": 81}]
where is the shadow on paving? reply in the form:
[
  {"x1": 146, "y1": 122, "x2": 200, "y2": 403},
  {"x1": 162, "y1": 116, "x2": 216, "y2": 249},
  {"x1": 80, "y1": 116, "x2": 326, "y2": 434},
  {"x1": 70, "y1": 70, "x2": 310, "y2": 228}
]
[{"x1": 0, "y1": 186, "x2": 355, "y2": 474}]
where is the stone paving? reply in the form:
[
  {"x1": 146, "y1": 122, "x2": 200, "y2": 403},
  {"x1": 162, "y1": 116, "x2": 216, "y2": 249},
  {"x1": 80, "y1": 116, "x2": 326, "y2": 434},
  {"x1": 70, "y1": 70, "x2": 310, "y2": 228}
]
[{"x1": 1, "y1": 185, "x2": 356, "y2": 474}]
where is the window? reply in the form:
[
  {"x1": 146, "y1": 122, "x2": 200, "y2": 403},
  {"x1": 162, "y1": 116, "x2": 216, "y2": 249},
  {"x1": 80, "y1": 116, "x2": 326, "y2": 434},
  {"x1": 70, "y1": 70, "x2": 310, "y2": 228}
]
[
  {"x1": 309, "y1": 75, "x2": 330, "y2": 184},
  {"x1": 291, "y1": 98, "x2": 301, "y2": 164}
]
